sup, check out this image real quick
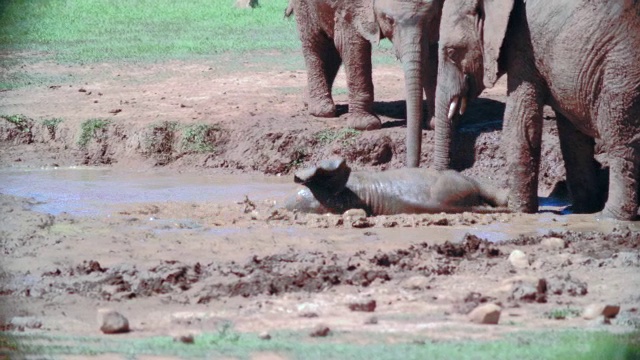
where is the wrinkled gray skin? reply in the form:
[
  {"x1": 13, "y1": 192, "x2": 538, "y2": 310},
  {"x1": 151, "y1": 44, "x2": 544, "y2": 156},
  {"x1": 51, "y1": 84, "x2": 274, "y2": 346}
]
[
  {"x1": 284, "y1": 158, "x2": 508, "y2": 215},
  {"x1": 286, "y1": 0, "x2": 443, "y2": 167},
  {"x1": 434, "y1": 0, "x2": 640, "y2": 220}
]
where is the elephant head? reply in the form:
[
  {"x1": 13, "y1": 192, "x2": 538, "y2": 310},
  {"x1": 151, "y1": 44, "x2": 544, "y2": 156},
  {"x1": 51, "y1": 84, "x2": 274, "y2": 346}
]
[
  {"x1": 433, "y1": 0, "x2": 513, "y2": 170},
  {"x1": 357, "y1": 0, "x2": 444, "y2": 167}
]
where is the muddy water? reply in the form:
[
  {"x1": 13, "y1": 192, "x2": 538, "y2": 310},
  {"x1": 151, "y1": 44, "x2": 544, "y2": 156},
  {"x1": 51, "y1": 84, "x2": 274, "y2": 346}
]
[
  {"x1": 0, "y1": 167, "x2": 291, "y2": 215},
  {"x1": 0, "y1": 167, "x2": 622, "y2": 246}
]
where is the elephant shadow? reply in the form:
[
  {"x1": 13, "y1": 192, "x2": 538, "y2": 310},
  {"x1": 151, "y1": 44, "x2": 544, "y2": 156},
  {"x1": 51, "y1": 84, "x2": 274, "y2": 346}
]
[
  {"x1": 335, "y1": 100, "x2": 410, "y2": 126},
  {"x1": 449, "y1": 98, "x2": 505, "y2": 171}
]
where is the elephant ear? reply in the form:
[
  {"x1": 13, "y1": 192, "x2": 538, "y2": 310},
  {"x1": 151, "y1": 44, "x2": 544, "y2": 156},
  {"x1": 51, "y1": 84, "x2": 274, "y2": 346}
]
[
  {"x1": 481, "y1": 0, "x2": 514, "y2": 88},
  {"x1": 353, "y1": 0, "x2": 380, "y2": 44},
  {"x1": 294, "y1": 157, "x2": 352, "y2": 193}
]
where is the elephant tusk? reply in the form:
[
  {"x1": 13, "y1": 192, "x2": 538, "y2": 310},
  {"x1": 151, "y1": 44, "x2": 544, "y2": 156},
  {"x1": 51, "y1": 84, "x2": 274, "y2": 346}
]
[
  {"x1": 447, "y1": 96, "x2": 459, "y2": 120},
  {"x1": 459, "y1": 96, "x2": 467, "y2": 116}
]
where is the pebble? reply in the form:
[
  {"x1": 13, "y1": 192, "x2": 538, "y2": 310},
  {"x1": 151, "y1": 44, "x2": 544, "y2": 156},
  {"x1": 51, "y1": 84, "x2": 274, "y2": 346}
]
[
  {"x1": 583, "y1": 304, "x2": 620, "y2": 320},
  {"x1": 259, "y1": 331, "x2": 272, "y2": 340},
  {"x1": 309, "y1": 324, "x2": 331, "y2": 337},
  {"x1": 401, "y1": 275, "x2": 431, "y2": 290},
  {"x1": 347, "y1": 299, "x2": 376, "y2": 312},
  {"x1": 508, "y1": 250, "x2": 529, "y2": 269},
  {"x1": 541, "y1": 237, "x2": 565, "y2": 250},
  {"x1": 97, "y1": 308, "x2": 130, "y2": 334},
  {"x1": 173, "y1": 333, "x2": 195, "y2": 344},
  {"x1": 364, "y1": 316, "x2": 378, "y2": 325},
  {"x1": 468, "y1": 303, "x2": 501, "y2": 325}
]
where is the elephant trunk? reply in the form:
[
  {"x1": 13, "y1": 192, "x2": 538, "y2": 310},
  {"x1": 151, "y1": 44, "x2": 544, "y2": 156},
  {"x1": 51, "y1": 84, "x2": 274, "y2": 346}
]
[
  {"x1": 434, "y1": 60, "x2": 468, "y2": 170},
  {"x1": 399, "y1": 30, "x2": 425, "y2": 168},
  {"x1": 434, "y1": 80, "x2": 452, "y2": 170}
]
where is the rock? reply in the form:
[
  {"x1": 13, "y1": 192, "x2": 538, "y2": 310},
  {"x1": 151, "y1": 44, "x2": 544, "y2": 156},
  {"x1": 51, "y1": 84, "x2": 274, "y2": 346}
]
[
  {"x1": 468, "y1": 303, "x2": 501, "y2": 325},
  {"x1": 508, "y1": 278, "x2": 547, "y2": 303},
  {"x1": 259, "y1": 331, "x2": 272, "y2": 340},
  {"x1": 97, "y1": 308, "x2": 130, "y2": 334},
  {"x1": 583, "y1": 304, "x2": 620, "y2": 320},
  {"x1": 309, "y1": 324, "x2": 331, "y2": 337},
  {"x1": 364, "y1": 316, "x2": 378, "y2": 325},
  {"x1": 343, "y1": 209, "x2": 373, "y2": 228},
  {"x1": 508, "y1": 250, "x2": 529, "y2": 268},
  {"x1": 347, "y1": 299, "x2": 376, "y2": 312},
  {"x1": 173, "y1": 333, "x2": 195, "y2": 344},
  {"x1": 541, "y1": 237, "x2": 565, "y2": 250},
  {"x1": 10, "y1": 316, "x2": 42, "y2": 330},
  {"x1": 401, "y1": 275, "x2": 431, "y2": 290},
  {"x1": 343, "y1": 208, "x2": 367, "y2": 218}
]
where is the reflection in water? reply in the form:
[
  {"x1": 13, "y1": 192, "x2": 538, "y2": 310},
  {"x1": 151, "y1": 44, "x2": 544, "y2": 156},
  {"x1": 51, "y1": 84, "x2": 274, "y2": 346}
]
[{"x1": 0, "y1": 167, "x2": 291, "y2": 216}]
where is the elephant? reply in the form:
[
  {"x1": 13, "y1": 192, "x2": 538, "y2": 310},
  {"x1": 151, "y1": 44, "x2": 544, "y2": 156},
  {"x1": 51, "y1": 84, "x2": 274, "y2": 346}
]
[
  {"x1": 432, "y1": 0, "x2": 640, "y2": 220},
  {"x1": 283, "y1": 157, "x2": 508, "y2": 215},
  {"x1": 286, "y1": 0, "x2": 443, "y2": 167}
]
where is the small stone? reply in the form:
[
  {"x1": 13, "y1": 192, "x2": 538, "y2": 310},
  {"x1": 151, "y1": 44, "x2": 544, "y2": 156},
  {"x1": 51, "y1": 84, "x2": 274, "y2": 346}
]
[
  {"x1": 401, "y1": 275, "x2": 431, "y2": 290},
  {"x1": 97, "y1": 308, "x2": 130, "y2": 334},
  {"x1": 583, "y1": 304, "x2": 620, "y2": 320},
  {"x1": 173, "y1": 333, "x2": 195, "y2": 344},
  {"x1": 508, "y1": 250, "x2": 529, "y2": 269},
  {"x1": 343, "y1": 208, "x2": 367, "y2": 218},
  {"x1": 309, "y1": 324, "x2": 331, "y2": 337},
  {"x1": 468, "y1": 303, "x2": 501, "y2": 325},
  {"x1": 347, "y1": 299, "x2": 376, "y2": 312},
  {"x1": 259, "y1": 331, "x2": 272, "y2": 340},
  {"x1": 10, "y1": 316, "x2": 42, "y2": 329},
  {"x1": 541, "y1": 237, "x2": 565, "y2": 250}
]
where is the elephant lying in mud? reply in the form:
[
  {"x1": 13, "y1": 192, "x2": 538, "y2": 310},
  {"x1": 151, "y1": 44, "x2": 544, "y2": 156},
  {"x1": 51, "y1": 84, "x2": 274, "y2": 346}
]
[{"x1": 284, "y1": 158, "x2": 508, "y2": 215}]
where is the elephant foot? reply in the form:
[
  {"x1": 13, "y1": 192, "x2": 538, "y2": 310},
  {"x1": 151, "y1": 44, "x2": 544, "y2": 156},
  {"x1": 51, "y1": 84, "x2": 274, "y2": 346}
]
[
  {"x1": 346, "y1": 112, "x2": 382, "y2": 131},
  {"x1": 600, "y1": 203, "x2": 639, "y2": 221},
  {"x1": 308, "y1": 99, "x2": 336, "y2": 118}
]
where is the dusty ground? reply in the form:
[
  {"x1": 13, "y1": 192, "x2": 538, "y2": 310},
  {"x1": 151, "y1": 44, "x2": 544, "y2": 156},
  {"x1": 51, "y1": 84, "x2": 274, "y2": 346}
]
[{"x1": 1, "y1": 51, "x2": 639, "y2": 356}]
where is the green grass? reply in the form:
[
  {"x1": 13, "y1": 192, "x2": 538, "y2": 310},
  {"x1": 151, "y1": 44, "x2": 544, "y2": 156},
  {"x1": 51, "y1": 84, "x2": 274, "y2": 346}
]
[
  {"x1": 78, "y1": 118, "x2": 110, "y2": 147},
  {"x1": 1, "y1": 329, "x2": 638, "y2": 359},
  {"x1": 315, "y1": 128, "x2": 361, "y2": 146},
  {"x1": 181, "y1": 123, "x2": 220, "y2": 153},
  {"x1": 546, "y1": 307, "x2": 583, "y2": 320},
  {"x1": 0, "y1": 0, "x2": 300, "y2": 62},
  {"x1": 1, "y1": 114, "x2": 32, "y2": 132}
]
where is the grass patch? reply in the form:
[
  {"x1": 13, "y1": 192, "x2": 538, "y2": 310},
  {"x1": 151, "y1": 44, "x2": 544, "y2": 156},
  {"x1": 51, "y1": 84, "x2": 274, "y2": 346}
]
[
  {"x1": 1, "y1": 329, "x2": 638, "y2": 359},
  {"x1": 314, "y1": 128, "x2": 361, "y2": 146},
  {"x1": 2, "y1": 114, "x2": 31, "y2": 132},
  {"x1": 0, "y1": 0, "x2": 300, "y2": 63},
  {"x1": 546, "y1": 307, "x2": 583, "y2": 320},
  {"x1": 181, "y1": 123, "x2": 220, "y2": 153},
  {"x1": 78, "y1": 118, "x2": 110, "y2": 147}
]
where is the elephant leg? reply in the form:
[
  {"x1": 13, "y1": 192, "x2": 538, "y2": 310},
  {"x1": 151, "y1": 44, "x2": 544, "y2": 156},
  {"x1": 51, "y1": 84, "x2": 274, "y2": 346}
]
[
  {"x1": 300, "y1": 32, "x2": 341, "y2": 118},
  {"x1": 423, "y1": 42, "x2": 438, "y2": 130},
  {"x1": 556, "y1": 112, "x2": 604, "y2": 213},
  {"x1": 598, "y1": 95, "x2": 640, "y2": 220},
  {"x1": 337, "y1": 35, "x2": 381, "y2": 131},
  {"x1": 503, "y1": 78, "x2": 544, "y2": 213}
]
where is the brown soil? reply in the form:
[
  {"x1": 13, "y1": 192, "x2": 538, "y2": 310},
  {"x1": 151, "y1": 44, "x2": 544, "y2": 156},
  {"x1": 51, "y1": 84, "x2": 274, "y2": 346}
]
[{"x1": 1, "y1": 53, "x2": 639, "y2": 349}]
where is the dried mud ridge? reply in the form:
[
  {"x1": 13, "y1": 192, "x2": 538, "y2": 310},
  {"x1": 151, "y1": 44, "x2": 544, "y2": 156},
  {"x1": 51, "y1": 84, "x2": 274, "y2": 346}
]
[
  {"x1": 2, "y1": 229, "x2": 638, "y2": 307},
  {"x1": 0, "y1": 113, "x2": 569, "y2": 192}
]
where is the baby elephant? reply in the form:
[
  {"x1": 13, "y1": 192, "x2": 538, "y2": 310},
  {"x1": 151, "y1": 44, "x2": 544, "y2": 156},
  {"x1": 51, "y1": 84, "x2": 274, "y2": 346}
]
[{"x1": 284, "y1": 158, "x2": 508, "y2": 215}]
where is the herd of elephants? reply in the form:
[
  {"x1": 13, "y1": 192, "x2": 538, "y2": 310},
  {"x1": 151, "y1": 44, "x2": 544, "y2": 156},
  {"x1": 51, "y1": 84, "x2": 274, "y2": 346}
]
[{"x1": 281, "y1": 0, "x2": 640, "y2": 221}]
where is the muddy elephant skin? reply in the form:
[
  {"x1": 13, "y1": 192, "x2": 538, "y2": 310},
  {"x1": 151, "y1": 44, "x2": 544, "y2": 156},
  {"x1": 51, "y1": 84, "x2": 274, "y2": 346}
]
[
  {"x1": 433, "y1": 0, "x2": 640, "y2": 220},
  {"x1": 284, "y1": 158, "x2": 508, "y2": 215},
  {"x1": 286, "y1": 0, "x2": 443, "y2": 167}
]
